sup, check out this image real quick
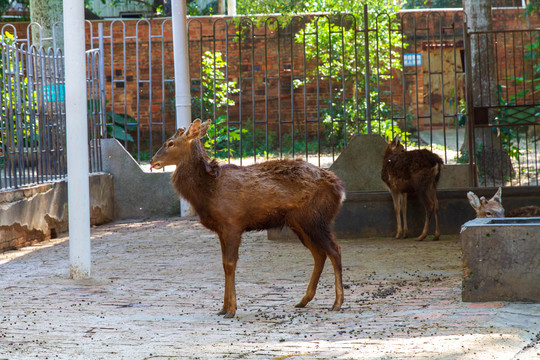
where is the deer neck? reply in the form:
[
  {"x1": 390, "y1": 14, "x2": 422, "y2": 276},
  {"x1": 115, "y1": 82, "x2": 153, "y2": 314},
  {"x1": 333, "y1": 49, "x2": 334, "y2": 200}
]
[{"x1": 171, "y1": 141, "x2": 215, "y2": 209}]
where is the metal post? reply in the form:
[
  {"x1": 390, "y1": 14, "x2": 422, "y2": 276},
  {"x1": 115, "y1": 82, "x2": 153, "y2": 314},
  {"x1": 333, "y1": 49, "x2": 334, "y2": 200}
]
[
  {"x1": 171, "y1": 0, "x2": 194, "y2": 216},
  {"x1": 63, "y1": 0, "x2": 91, "y2": 278},
  {"x1": 363, "y1": 4, "x2": 372, "y2": 134},
  {"x1": 463, "y1": 20, "x2": 477, "y2": 188},
  {"x1": 98, "y1": 23, "x2": 107, "y2": 138}
]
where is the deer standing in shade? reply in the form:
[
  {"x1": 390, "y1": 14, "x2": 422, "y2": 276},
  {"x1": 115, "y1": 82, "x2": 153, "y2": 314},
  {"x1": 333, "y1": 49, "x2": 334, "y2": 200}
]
[
  {"x1": 150, "y1": 119, "x2": 346, "y2": 318},
  {"x1": 381, "y1": 136, "x2": 443, "y2": 241}
]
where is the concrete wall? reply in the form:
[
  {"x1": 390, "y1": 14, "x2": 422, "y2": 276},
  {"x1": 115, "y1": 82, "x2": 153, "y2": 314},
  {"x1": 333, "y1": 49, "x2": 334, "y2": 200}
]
[
  {"x1": 0, "y1": 173, "x2": 114, "y2": 252},
  {"x1": 461, "y1": 217, "x2": 540, "y2": 302},
  {"x1": 327, "y1": 134, "x2": 472, "y2": 191},
  {"x1": 98, "y1": 135, "x2": 540, "y2": 241},
  {"x1": 101, "y1": 138, "x2": 179, "y2": 219},
  {"x1": 270, "y1": 134, "x2": 478, "y2": 240}
]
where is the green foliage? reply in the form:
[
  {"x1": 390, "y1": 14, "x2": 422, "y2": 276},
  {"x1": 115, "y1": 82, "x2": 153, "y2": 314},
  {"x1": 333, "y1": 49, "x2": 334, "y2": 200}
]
[
  {"x1": 238, "y1": 0, "x2": 399, "y2": 16},
  {"x1": 494, "y1": 29, "x2": 540, "y2": 162},
  {"x1": 400, "y1": 0, "x2": 462, "y2": 9},
  {"x1": 187, "y1": 0, "x2": 217, "y2": 16},
  {"x1": 192, "y1": 51, "x2": 242, "y2": 158},
  {"x1": 286, "y1": 2, "x2": 405, "y2": 148},
  {"x1": 106, "y1": 111, "x2": 137, "y2": 142},
  {"x1": 0, "y1": 31, "x2": 38, "y2": 151},
  {"x1": 522, "y1": 0, "x2": 539, "y2": 15}
]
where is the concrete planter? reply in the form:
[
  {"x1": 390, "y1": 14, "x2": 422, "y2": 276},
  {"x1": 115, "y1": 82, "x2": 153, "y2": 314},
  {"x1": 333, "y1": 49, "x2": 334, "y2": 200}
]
[{"x1": 461, "y1": 217, "x2": 540, "y2": 302}]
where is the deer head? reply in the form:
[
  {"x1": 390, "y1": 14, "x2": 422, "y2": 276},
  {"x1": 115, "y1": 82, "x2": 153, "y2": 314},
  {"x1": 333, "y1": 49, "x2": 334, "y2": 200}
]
[
  {"x1": 150, "y1": 119, "x2": 211, "y2": 170},
  {"x1": 384, "y1": 135, "x2": 405, "y2": 158},
  {"x1": 467, "y1": 187, "x2": 505, "y2": 218}
]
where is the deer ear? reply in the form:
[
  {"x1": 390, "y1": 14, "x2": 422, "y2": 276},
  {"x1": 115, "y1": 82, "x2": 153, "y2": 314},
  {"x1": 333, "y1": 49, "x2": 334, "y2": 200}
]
[
  {"x1": 186, "y1": 119, "x2": 202, "y2": 140},
  {"x1": 198, "y1": 119, "x2": 212, "y2": 139},
  {"x1": 491, "y1": 187, "x2": 502, "y2": 204},
  {"x1": 467, "y1": 192, "x2": 481, "y2": 211},
  {"x1": 391, "y1": 135, "x2": 402, "y2": 149}
]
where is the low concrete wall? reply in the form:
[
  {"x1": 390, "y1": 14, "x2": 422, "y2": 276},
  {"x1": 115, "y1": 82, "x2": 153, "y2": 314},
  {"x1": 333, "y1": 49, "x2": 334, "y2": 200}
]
[
  {"x1": 99, "y1": 137, "x2": 540, "y2": 241},
  {"x1": 461, "y1": 217, "x2": 540, "y2": 302},
  {"x1": 0, "y1": 173, "x2": 114, "y2": 252},
  {"x1": 328, "y1": 134, "x2": 472, "y2": 191},
  {"x1": 269, "y1": 186, "x2": 540, "y2": 240},
  {"x1": 270, "y1": 133, "x2": 479, "y2": 240},
  {"x1": 101, "y1": 139, "x2": 179, "y2": 219}
]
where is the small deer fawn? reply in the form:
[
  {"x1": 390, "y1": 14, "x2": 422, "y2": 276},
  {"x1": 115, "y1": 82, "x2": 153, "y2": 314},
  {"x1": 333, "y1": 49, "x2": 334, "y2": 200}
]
[
  {"x1": 150, "y1": 119, "x2": 346, "y2": 318},
  {"x1": 381, "y1": 136, "x2": 443, "y2": 241},
  {"x1": 467, "y1": 187, "x2": 540, "y2": 218}
]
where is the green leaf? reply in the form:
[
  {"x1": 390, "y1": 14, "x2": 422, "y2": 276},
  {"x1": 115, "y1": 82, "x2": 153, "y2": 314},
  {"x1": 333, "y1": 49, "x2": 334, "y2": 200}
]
[{"x1": 107, "y1": 124, "x2": 134, "y2": 142}]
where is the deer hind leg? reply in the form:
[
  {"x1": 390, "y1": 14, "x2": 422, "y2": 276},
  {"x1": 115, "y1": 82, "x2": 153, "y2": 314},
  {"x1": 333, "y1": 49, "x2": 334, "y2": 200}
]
[
  {"x1": 324, "y1": 233, "x2": 344, "y2": 311},
  {"x1": 290, "y1": 224, "x2": 326, "y2": 308},
  {"x1": 292, "y1": 222, "x2": 343, "y2": 311},
  {"x1": 217, "y1": 231, "x2": 241, "y2": 318},
  {"x1": 432, "y1": 191, "x2": 440, "y2": 241},
  {"x1": 401, "y1": 193, "x2": 408, "y2": 238},
  {"x1": 417, "y1": 188, "x2": 438, "y2": 241}
]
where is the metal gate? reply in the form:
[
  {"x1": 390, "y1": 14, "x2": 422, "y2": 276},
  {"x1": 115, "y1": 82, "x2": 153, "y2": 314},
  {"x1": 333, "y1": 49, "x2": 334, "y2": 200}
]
[
  {"x1": 2, "y1": 11, "x2": 539, "y2": 190},
  {"x1": 466, "y1": 28, "x2": 540, "y2": 187},
  {"x1": 0, "y1": 24, "x2": 105, "y2": 190},
  {"x1": 188, "y1": 10, "x2": 469, "y2": 168}
]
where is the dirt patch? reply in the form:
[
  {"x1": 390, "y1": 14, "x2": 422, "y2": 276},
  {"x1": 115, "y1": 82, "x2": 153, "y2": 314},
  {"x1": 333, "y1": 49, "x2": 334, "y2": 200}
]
[{"x1": 1, "y1": 217, "x2": 539, "y2": 359}]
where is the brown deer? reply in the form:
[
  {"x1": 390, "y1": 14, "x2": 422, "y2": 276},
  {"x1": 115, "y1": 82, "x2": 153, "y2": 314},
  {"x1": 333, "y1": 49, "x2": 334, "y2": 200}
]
[
  {"x1": 381, "y1": 135, "x2": 443, "y2": 241},
  {"x1": 150, "y1": 119, "x2": 345, "y2": 318},
  {"x1": 467, "y1": 187, "x2": 540, "y2": 218}
]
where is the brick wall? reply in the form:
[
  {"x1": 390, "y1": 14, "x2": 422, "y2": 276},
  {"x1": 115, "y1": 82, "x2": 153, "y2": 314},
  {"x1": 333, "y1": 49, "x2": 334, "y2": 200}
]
[{"x1": 2, "y1": 9, "x2": 538, "y2": 143}]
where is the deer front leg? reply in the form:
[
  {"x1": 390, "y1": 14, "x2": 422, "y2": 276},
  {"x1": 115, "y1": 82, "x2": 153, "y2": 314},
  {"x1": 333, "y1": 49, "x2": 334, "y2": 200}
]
[
  {"x1": 401, "y1": 193, "x2": 408, "y2": 238},
  {"x1": 217, "y1": 233, "x2": 241, "y2": 318},
  {"x1": 391, "y1": 191, "x2": 403, "y2": 238}
]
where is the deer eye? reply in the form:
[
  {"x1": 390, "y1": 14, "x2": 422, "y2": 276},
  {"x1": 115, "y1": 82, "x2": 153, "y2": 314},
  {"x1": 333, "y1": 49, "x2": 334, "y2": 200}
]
[
  {"x1": 167, "y1": 140, "x2": 174, "y2": 148},
  {"x1": 486, "y1": 211, "x2": 492, "y2": 216}
]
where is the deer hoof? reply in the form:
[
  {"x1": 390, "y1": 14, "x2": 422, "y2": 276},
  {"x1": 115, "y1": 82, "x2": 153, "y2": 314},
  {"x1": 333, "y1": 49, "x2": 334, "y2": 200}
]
[
  {"x1": 433, "y1": 234, "x2": 440, "y2": 241},
  {"x1": 416, "y1": 234, "x2": 427, "y2": 241},
  {"x1": 222, "y1": 313, "x2": 235, "y2": 319},
  {"x1": 331, "y1": 305, "x2": 341, "y2": 311}
]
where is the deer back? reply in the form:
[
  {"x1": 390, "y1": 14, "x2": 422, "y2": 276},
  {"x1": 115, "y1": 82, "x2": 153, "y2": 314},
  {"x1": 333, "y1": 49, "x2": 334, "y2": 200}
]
[
  {"x1": 506, "y1": 205, "x2": 540, "y2": 217},
  {"x1": 382, "y1": 137, "x2": 443, "y2": 192}
]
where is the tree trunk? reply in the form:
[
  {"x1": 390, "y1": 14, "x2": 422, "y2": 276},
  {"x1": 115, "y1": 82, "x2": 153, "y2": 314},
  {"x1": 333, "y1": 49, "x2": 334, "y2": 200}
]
[
  {"x1": 29, "y1": 0, "x2": 63, "y2": 50},
  {"x1": 462, "y1": 0, "x2": 513, "y2": 186},
  {"x1": 464, "y1": 0, "x2": 496, "y2": 107},
  {"x1": 217, "y1": 0, "x2": 226, "y2": 15}
]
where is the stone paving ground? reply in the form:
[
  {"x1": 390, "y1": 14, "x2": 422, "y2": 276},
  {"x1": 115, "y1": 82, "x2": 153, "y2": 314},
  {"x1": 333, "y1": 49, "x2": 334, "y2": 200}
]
[{"x1": 1, "y1": 217, "x2": 539, "y2": 360}]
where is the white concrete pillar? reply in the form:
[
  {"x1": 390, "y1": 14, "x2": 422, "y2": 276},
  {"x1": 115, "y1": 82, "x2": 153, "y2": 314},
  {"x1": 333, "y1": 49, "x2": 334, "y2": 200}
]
[
  {"x1": 228, "y1": 0, "x2": 236, "y2": 16},
  {"x1": 171, "y1": 0, "x2": 194, "y2": 216},
  {"x1": 63, "y1": 0, "x2": 91, "y2": 278}
]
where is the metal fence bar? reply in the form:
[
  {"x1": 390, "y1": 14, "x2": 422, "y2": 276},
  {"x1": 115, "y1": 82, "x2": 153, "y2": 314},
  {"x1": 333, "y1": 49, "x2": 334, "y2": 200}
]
[{"x1": 0, "y1": 29, "x2": 105, "y2": 191}]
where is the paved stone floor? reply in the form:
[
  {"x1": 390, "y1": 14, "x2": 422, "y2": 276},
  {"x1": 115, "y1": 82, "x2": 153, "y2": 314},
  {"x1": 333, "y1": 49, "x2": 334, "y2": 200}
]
[{"x1": 1, "y1": 217, "x2": 539, "y2": 360}]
